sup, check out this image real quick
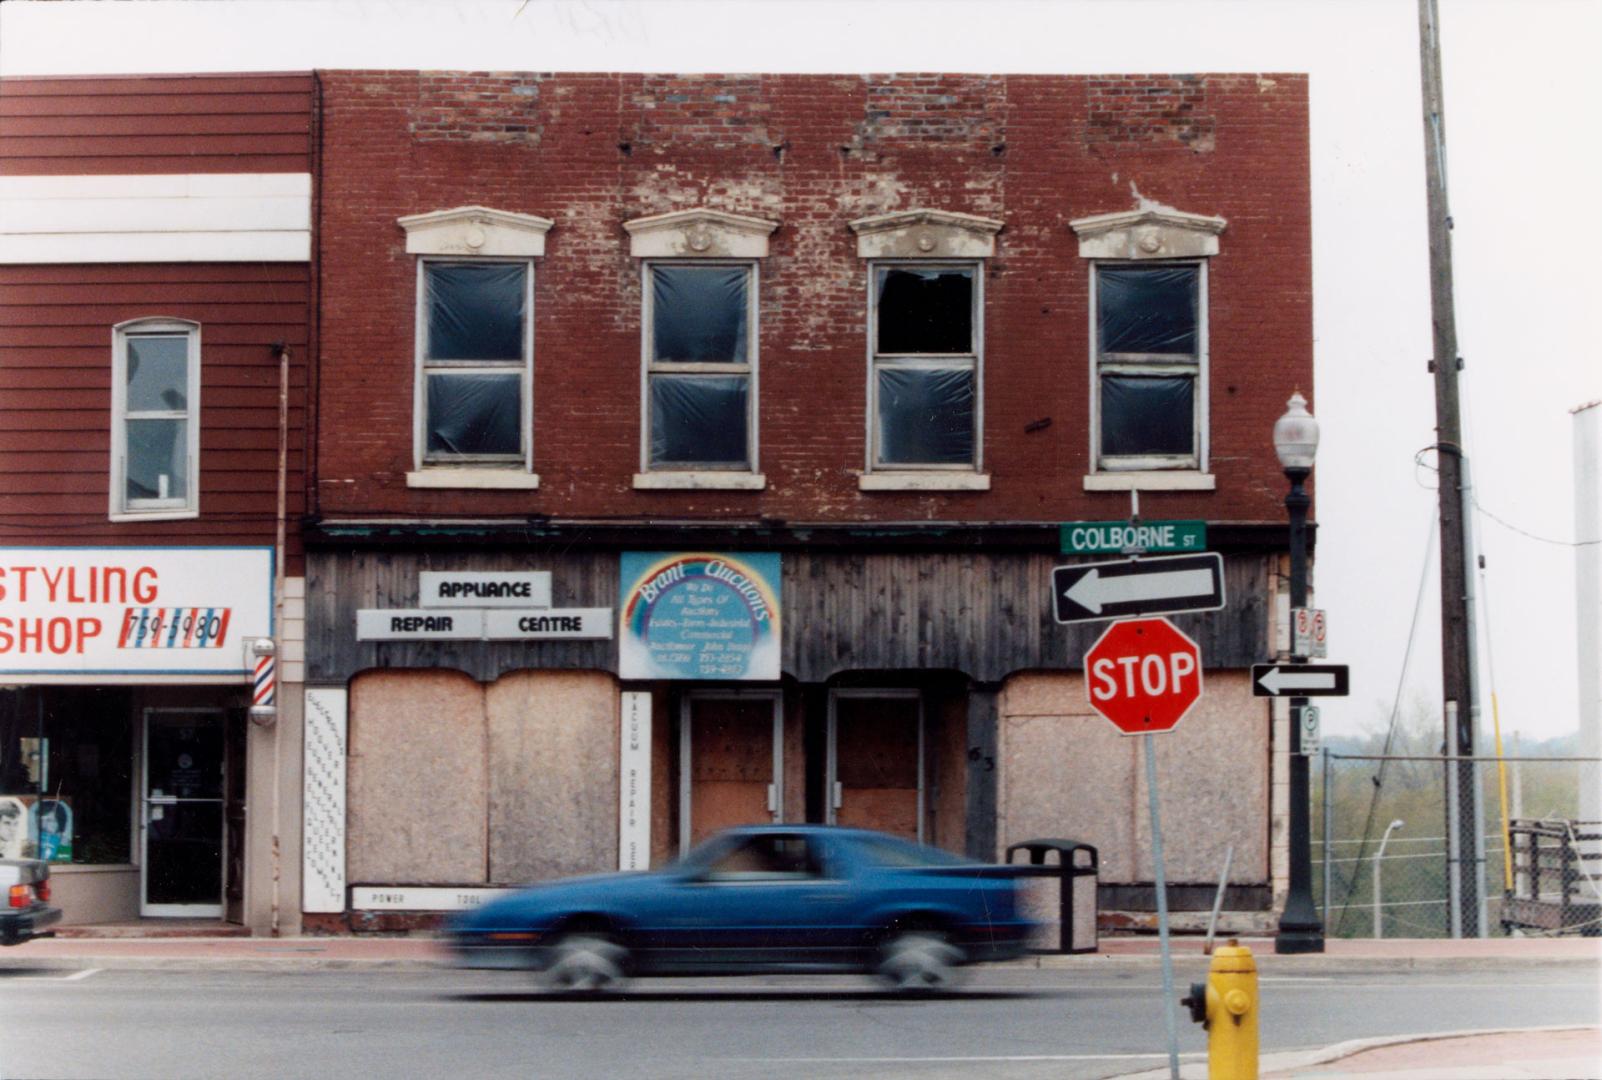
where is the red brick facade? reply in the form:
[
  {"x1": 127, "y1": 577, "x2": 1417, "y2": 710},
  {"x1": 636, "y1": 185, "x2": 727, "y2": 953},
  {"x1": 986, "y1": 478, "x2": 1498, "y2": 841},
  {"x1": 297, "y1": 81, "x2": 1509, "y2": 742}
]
[{"x1": 314, "y1": 71, "x2": 1311, "y2": 525}]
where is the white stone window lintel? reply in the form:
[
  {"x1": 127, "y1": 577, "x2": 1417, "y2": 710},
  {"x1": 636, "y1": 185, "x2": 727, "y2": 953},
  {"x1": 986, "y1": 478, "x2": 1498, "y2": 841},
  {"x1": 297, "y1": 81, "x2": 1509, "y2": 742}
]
[
  {"x1": 623, "y1": 208, "x2": 780, "y2": 259},
  {"x1": 848, "y1": 208, "x2": 1003, "y2": 259},
  {"x1": 398, "y1": 206, "x2": 554, "y2": 257},
  {"x1": 1069, "y1": 207, "x2": 1227, "y2": 260}
]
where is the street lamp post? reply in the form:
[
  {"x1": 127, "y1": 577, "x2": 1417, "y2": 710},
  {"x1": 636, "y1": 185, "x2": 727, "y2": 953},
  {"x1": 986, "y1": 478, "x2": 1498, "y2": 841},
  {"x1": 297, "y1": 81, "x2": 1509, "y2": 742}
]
[
  {"x1": 1373, "y1": 819, "x2": 1405, "y2": 939},
  {"x1": 1275, "y1": 391, "x2": 1326, "y2": 954}
]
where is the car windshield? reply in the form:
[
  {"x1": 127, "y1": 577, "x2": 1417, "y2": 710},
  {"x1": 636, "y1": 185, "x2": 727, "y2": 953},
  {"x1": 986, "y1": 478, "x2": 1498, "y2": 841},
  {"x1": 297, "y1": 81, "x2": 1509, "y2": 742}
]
[{"x1": 846, "y1": 833, "x2": 972, "y2": 868}]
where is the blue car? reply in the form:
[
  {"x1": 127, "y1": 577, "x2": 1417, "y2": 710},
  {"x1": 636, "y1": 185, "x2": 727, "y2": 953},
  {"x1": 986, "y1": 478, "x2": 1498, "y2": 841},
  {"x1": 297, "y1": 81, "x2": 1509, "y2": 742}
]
[{"x1": 442, "y1": 825, "x2": 1036, "y2": 992}]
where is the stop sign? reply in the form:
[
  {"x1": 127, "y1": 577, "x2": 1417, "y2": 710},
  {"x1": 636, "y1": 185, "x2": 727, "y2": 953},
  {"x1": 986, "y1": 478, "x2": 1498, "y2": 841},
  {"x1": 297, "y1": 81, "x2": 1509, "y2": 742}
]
[{"x1": 1083, "y1": 617, "x2": 1203, "y2": 735}]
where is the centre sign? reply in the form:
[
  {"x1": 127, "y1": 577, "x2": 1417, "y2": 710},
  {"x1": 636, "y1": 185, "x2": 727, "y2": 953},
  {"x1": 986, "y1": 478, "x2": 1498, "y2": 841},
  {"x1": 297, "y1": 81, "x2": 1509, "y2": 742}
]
[{"x1": 1083, "y1": 617, "x2": 1204, "y2": 736}]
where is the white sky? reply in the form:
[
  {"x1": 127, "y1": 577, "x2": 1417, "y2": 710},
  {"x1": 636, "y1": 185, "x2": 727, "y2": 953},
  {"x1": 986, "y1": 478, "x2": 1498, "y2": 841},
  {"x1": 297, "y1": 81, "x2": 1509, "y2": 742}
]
[{"x1": 2, "y1": 0, "x2": 1597, "y2": 741}]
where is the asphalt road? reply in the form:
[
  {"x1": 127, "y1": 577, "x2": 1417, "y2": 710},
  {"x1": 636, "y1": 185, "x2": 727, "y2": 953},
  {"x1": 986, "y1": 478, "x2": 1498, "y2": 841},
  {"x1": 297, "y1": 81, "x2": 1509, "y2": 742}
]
[{"x1": 0, "y1": 962, "x2": 1595, "y2": 1080}]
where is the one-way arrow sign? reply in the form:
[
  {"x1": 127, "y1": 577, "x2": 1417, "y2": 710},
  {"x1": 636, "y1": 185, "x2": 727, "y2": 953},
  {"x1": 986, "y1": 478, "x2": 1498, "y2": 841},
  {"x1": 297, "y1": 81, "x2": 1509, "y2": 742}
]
[
  {"x1": 1251, "y1": 664, "x2": 1350, "y2": 697},
  {"x1": 1052, "y1": 553, "x2": 1225, "y2": 624}
]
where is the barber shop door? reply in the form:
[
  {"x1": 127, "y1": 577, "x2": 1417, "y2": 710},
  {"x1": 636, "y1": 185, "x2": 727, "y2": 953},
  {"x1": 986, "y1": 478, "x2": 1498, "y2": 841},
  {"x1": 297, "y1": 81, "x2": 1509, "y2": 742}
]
[
  {"x1": 679, "y1": 692, "x2": 783, "y2": 854},
  {"x1": 140, "y1": 709, "x2": 226, "y2": 917},
  {"x1": 827, "y1": 690, "x2": 924, "y2": 841}
]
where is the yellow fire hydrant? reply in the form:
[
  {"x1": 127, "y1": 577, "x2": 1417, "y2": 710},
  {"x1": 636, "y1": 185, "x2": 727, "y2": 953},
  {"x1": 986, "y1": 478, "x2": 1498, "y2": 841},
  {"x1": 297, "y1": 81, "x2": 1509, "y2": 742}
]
[{"x1": 1181, "y1": 938, "x2": 1259, "y2": 1079}]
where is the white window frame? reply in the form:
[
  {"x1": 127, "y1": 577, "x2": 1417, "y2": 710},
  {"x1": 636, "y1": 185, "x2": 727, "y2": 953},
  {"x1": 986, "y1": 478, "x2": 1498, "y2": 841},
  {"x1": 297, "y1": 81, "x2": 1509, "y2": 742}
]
[
  {"x1": 1089, "y1": 258, "x2": 1209, "y2": 474},
  {"x1": 865, "y1": 259, "x2": 984, "y2": 475},
  {"x1": 411, "y1": 256, "x2": 535, "y2": 474},
  {"x1": 110, "y1": 318, "x2": 201, "y2": 521},
  {"x1": 639, "y1": 258, "x2": 760, "y2": 475}
]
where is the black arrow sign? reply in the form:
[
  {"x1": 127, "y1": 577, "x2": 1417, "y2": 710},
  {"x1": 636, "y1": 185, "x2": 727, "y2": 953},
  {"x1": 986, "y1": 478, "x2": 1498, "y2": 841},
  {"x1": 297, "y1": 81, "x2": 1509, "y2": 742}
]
[
  {"x1": 1251, "y1": 664, "x2": 1350, "y2": 697},
  {"x1": 1051, "y1": 553, "x2": 1225, "y2": 624}
]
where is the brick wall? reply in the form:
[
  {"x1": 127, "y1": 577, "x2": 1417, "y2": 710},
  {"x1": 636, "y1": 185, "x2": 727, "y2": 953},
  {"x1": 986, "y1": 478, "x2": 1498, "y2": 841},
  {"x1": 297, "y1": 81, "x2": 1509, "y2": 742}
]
[{"x1": 315, "y1": 71, "x2": 1311, "y2": 525}]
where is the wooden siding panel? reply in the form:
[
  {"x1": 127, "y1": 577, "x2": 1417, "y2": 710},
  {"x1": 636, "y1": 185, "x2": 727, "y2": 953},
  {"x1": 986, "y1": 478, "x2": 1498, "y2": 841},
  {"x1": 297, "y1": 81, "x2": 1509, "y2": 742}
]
[
  {"x1": 0, "y1": 114, "x2": 312, "y2": 138},
  {"x1": 0, "y1": 75, "x2": 313, "y2": 176},
  {"x1": 0, "y1": 92, "x2": 314, "y2": 118},
  {"x1": 306, "y1": 551, "x2": 1270, "y2": 685},
  {"x1": 0, "y1": 156, "x2": 311, "y2": 175},
  {"x1": 0, "y1": 263, "x2": 310, "y2": 567}
]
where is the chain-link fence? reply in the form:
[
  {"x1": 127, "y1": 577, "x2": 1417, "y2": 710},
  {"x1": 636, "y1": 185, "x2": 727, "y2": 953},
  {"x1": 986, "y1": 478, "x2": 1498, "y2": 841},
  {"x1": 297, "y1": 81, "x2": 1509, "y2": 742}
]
[{"x1": 1314, "y1": 752, "x2": 1602, "y2": 938}]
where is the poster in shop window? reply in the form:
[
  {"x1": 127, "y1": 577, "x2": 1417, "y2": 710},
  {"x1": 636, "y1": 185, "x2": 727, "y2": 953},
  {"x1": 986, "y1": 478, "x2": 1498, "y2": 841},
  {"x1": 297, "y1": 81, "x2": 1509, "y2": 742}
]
[{"x1": 618, "y1": 553, "x2": 781, "y2": 681}]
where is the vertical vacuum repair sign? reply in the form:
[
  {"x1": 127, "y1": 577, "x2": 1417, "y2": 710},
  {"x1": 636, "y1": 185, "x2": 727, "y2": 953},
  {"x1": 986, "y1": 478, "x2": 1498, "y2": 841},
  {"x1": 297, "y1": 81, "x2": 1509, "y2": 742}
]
[
  {"x1": 0, "y1": 547, "x2": 273, "y2": 677},
  {"x1": 618, "y1": 552, "x2": 781, "y2": 680}
]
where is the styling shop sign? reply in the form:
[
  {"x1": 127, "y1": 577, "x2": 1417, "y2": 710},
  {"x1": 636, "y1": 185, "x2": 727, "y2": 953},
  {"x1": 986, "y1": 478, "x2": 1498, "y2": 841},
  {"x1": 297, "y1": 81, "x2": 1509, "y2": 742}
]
[
  {"x1": 0, "y1": 547, "x2": 272, "y2": 678},
  {"x1": 618, "y1": 552, "x2": 781, "y2": 680}
]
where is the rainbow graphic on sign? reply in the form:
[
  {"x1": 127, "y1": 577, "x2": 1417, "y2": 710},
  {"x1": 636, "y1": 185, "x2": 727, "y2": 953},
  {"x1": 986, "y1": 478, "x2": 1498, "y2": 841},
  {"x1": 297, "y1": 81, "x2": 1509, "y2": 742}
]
[{"x1": 618, "y1": 552, "x2": 781, "y2": 681}]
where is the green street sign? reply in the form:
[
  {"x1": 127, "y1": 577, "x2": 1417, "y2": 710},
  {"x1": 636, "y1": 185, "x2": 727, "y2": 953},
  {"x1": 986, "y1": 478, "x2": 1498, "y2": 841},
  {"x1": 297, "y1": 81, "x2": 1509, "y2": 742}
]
[{"x1": 1059, "y1": 520, "x2": 1208, "y2": 555}]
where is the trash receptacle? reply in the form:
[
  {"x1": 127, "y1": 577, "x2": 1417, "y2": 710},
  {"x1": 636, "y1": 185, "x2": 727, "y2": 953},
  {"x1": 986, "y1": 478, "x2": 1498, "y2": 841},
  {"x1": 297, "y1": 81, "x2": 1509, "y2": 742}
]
[{"x1": 1006, "y1": 839, "x2": 1099, "y2": 954}]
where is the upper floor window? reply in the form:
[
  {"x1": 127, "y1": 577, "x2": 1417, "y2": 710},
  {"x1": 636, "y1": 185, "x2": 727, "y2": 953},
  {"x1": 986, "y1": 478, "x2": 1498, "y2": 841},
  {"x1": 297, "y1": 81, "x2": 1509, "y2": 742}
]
[
  {"x1": 645, "y1": 261, "x2": 755, "y2": 469},
  {"x1": 417, "y1": 259, "x2": 531, "y2": 464},
  {"x1": 849, "y1": 210, "x2": 1001, "y2": 491},
  {"x1": 397, "y1": 206, "x2": 551, "y2": 489},
  {"x1": 871, "y1": 264, "x2": 979, "y2": 468},
  {"x1": 1094, "y1": 262, "x2": 1201, "y2": 467},
  {"x1": 1071, "y1": 207, "x2": 1225, "y2": 484},
  {"x1": 624, "y1": 209, "x2": 779, "y2": 489},
  {"x1": 112, "y1": 319, "x2": 199, "y2": 519}
]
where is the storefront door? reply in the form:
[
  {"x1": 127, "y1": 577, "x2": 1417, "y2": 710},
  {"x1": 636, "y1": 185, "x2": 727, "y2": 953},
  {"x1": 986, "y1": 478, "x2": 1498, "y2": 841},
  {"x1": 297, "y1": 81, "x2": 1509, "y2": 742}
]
[
  {"x1": 140, "y1": 709, "x2": 226, "y2": 917},
  {"x1": 679, "y1": 692, "x2": 783, "y2": 853},
  {"x1": 826, "y1": 690, "x2": 923, "y2": 841}
]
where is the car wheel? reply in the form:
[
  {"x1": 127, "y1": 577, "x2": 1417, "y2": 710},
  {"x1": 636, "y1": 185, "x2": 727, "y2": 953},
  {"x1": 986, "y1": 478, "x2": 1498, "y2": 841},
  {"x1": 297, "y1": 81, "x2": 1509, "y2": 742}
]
[
  {"x1": 876, "y1": 930, "x2": 963, "y2": 992},
  {"x1": 544, "y1": 933, "x2": 628, "y2": 993}
]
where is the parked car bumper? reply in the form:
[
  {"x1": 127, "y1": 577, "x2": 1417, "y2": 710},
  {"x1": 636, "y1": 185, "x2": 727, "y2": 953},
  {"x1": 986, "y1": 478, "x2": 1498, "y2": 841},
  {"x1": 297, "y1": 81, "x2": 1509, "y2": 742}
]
[{"x1": 1, "y1": 903, "x2": 62, "y2": 946}]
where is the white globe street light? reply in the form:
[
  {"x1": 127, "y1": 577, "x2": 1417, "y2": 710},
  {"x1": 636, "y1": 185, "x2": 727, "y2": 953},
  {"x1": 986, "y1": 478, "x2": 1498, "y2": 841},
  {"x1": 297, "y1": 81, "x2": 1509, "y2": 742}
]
[{"x1": 1275, "y1": 390, "x2": 1325, "y2": 954}]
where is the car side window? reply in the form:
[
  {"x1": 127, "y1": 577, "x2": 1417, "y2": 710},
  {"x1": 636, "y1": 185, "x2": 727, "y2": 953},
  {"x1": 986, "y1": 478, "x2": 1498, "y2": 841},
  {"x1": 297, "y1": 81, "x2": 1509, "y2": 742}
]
[{"x1": 702, "y1": 834, "x2": 822, "y2": 882}]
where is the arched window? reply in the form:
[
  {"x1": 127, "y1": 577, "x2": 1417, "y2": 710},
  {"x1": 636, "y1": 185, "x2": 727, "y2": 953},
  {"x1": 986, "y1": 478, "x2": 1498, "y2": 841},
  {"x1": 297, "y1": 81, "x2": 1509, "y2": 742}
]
[{"x1": 111, "y1": 318, "x2": 200, "y2": 519}]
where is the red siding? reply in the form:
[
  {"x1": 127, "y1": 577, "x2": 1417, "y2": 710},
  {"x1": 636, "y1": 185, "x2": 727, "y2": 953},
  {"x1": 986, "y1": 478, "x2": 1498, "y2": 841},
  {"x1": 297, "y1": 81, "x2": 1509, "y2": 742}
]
[
  {"x1": 0, "y1": 73, "x2": 314, "y2": 174},
  {"x1": 0, "y1": 263, "x2": 310, "y2": 570},
  {"x1": 314, "y1": 71, "x2": 1313, "y2": 526}
]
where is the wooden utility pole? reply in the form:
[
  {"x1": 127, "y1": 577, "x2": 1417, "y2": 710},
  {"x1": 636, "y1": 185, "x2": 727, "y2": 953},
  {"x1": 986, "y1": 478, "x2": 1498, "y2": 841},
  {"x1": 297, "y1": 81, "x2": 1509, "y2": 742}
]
[{"x1": 1417, "y1": 0, "x2": 1481, "y2": 935}]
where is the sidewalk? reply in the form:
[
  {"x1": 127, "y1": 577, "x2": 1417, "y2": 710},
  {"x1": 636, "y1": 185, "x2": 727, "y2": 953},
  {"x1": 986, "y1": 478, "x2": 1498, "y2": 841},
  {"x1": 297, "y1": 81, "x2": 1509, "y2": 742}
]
[
  {"x1": 13, "y1": 929, "x2": 1598, "y2": 970},
  {"x1": 1087, "y1": 937, "x2": 1600, "y2": 1080}
]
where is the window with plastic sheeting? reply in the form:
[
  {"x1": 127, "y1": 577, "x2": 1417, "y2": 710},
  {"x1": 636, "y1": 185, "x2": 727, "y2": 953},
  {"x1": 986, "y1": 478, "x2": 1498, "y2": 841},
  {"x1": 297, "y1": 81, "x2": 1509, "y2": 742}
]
[
  {"x1": 112, "y1": 319, "x2": 200, "y2": 518},
  {"x1": 1093, "y1": 263, "x2": 1204, "y2": 469},
  {"x1": 870, "y1": 265, "x2": 980, "y2": 469},
  {"x1": 644, "y1": 263, "x2": 755, "y2": 469},
  {"x1": 418, "y1": 260, "x2": 531, "y2": 465}
]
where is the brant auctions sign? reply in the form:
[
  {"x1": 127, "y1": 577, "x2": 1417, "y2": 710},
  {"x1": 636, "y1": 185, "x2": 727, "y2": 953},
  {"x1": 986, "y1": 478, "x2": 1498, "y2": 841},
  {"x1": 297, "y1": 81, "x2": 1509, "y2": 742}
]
[{"x1": 618, "y1": 552, "x2": 781, "y2": 681}]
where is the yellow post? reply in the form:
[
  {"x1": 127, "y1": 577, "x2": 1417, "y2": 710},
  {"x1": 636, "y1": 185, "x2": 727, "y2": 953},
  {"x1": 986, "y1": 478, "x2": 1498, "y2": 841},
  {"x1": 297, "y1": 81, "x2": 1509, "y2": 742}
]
[
  {"x1": 1203, "y1": 939, "x2": 1259, "y2": 1079},
  {"x1": 1491, "y1": 692, "x2": 1513, "y2": 890}
]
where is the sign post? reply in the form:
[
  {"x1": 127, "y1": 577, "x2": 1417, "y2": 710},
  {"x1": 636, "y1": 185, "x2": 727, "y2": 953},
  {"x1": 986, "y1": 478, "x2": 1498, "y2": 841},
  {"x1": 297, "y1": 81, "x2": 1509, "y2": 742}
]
[{"x1": 1084, "y1": 616, "x2": 1202, "y2": 1079}]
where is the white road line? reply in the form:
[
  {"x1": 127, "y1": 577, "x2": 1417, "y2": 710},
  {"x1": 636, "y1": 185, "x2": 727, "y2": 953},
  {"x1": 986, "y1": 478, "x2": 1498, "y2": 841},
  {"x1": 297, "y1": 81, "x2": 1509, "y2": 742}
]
[
  {"x1": 741, "y1": 1053, "x2": 1207, "y2": 1064},
  {"x1": 1, "y1": 967, "x2": 101, "y2": 983}
]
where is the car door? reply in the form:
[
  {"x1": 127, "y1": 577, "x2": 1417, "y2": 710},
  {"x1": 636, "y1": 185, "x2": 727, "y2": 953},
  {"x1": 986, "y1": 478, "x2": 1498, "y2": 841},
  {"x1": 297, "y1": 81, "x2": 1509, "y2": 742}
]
[{"x1": 638, "y1": 832, "x2": 862, "y2": 969}]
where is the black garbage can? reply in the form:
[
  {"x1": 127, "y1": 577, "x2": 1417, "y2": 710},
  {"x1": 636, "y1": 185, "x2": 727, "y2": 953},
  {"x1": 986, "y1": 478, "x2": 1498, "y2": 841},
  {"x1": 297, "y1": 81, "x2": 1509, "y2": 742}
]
[{"x1": 1006, "y1": 839, "x2": 1099, "y2": 954}]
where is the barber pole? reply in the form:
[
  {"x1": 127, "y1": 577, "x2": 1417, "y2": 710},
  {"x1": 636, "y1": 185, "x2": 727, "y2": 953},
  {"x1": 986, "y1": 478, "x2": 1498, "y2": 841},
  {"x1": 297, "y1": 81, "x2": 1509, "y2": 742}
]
[
  {"x1": 253, "y1": 652, "x2": 276, "y2": 709},
  {"x1": 248, "y1": 637, "x2": 277, "y2": 723}
]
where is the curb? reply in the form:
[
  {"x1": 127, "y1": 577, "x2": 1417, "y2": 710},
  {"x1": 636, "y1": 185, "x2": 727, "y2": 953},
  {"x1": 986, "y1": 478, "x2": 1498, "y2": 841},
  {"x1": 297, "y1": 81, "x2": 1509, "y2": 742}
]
[
  {"x1": 1001, "y1": 952, "x2": 1602, "y2": 972},
  {"x1": 1107, "y1": 1025, "x2": 1599, "y2": 1080},
  {"x1": 2, "y1": 942, "x2": 1597, "y2": 975}
]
